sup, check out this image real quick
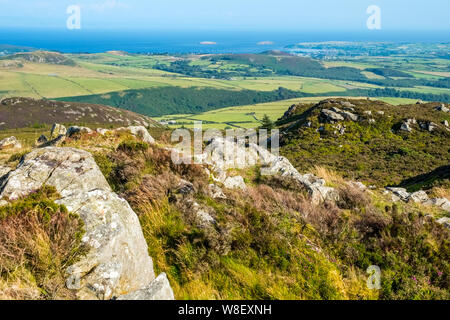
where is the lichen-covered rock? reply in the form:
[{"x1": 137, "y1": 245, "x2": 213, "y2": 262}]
[
  {"x1": 408, "y1": 190, "x2": 429, "y2": 203},
  {"x1": 117, "y1": 273, "x2": 174, "y2": 300},
  {"x1": 0, "y1": 136, "x2": 22, "y2": 150},
  {"x1": 223, "y1": 175, "x2": 246, "y2": 190},
  {"x1": 128, "y1": 126, "x2": 155, "y2": 144},
  {"x1": 203, "y1": 137, "x2": 338, "y2": 203},
  {"x1": 320, "y1": 109, "x2": 345, "y2": 123},
  {"x1": 51, "y1": 123, "x2": 67, "y2": 138},
  {"x1": 0, "y1": 147, "x2": 160, "y2": 300}
]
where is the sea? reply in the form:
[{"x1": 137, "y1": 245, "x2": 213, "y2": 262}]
[{"x1": 0, "y1": 29, "x2": 449, "y2": 54}]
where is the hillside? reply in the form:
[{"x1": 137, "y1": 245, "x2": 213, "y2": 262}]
[
  {"x1": 0, "y1": 97, "x2": 158, "y2": 130},
  {"x1": 0, "y1": 121, "x2": 448, "y2": 300},
  {"x1": 278, "y1": 99, "x2": 450, "y2": 188},
  {"x1": 2, "y1": 51, "x2": 76, "y2": 66},
  {"x1": 57, "y1": 87, "x2": 306, "y2": 117}
]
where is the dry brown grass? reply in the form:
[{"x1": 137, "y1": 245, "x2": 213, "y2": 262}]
[
  {"x1": 0, "y1": 187, "x2": 85, "y2": 300},
  {"x1": 311, "y1": 165, "x2": 346, "y2": 187}
]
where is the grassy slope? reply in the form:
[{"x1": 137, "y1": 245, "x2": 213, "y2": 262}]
[
  {"x1": 278, "y1": 99, "x2": 450, "y2": 187},
  {"x1": 1, "y1": 121, "x2": 448, "y2": 300}
]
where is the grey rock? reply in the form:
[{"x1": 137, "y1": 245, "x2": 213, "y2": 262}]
[
  {"x1": 0, "y1": 136, "x2": 22, "y2": 150},
  {"x1": 386, "y1": 187, "x2": 410, "y2": 201},
  {"x1": 117, "y1": 273, "x2": 174, "y2": 300},
  {"x1": 128, "y1": 126, "x2": 155, "y2": 144},
  {"x1": 443, "y1": 120, "x2": 449, "y2": 127},
  {"x1": 176, "y1": 179, "x2": 195, "y2": 195},
  {"x1": 0, "y1": 200, "x2": 8, "y2": 207},
  {"x1": 320, "y1": 109, "x2": 345, "y2": 123},
  {"x1": 341, "y1": 111, "x2": 358, "y2": 121},
  {"x1": 0, "y1": 147, "x2": 160, "y2": 300},
  {"x1": 66, "y1": 126, "x2": 93, "y2": 137},
  {"x1": 203, "y1": 137, "x2": 338, "y2": 204},
  {"x1": 223, "y1": 176, "x2": 246, "y2": 190},
  {"x1": 339, "y1": 101, "x2": 355, "y2": 108},
  {"x1": 51, "y1": 124, "x2": 67, "y2": 138},
  {"x1": 408, "y1": 190, "x2": 429, "y2": 203},
  {"x1": 435, "y1": 104, "x2": 449, "y2": 113},
  {"x1": 400, "y1": 123, "x2": 412, "y2": 132},
  {"x1": 425, "y1": 198, "x2": 450, "y2": 212}
]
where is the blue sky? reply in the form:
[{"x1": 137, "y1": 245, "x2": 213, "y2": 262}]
[{"x1": 0, "y1": 0, "x2": 449, "y2": 31}]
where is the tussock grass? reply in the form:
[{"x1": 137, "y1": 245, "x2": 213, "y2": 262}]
[{"x1": 0, "y1": 186, "x2": 86, "y2": 300}]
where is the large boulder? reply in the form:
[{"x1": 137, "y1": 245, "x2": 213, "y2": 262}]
[
  {"x1": 0, "y1": 136, "x2": 22, "y2": 150},
  {"x1": 0, "y1": 147, "x2": 169, "y2": 300}
]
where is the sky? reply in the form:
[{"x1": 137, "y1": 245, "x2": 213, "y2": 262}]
[{"x1": 0, "y1": 0, "x2": 449, "y2": 31}]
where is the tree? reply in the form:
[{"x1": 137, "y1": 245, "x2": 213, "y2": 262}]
[{"x1": 260, "y1": 114, "x2": 274, "y2": 131}]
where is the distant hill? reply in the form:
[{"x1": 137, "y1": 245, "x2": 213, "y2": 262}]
[
  {"x1": 0, "y1": 97, "x2": 158, "y2": 130},
  {"x1": 278, "y1": 99, "x2": 450, "y2": 186},
  {"x1": 2, "y1": 51, "x2": 76, "y2": 66}
]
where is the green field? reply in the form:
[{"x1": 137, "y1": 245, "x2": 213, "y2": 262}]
[
  {"x1": 153, "y1": 96, "x2": 417, "y2": 129},
  {"x1": 1, "y1": 49, "x2": 449, "y2": 123}
]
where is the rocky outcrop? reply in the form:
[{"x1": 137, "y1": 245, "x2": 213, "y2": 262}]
[
  {"x1": 203, "y1": 137, "x2": 338, "y2": 203},
  {"x1": 320, "y1": 107, "x2": 358, "y2": 123},
  {"x1": 0, "y1": 136, "x2": 22, "y2": 150},
  {"x1": 385, "y1": 187, "x2": 450, "y2": 212},
  {"x1": 320, "y1": 109, "x2": 344, "y2": 123},
  {"x1": 0, "y1": 147, "x2": 172, "y2": 300}
]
